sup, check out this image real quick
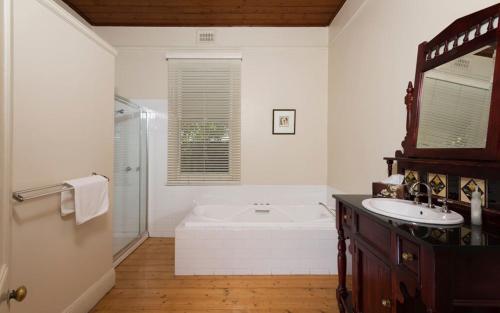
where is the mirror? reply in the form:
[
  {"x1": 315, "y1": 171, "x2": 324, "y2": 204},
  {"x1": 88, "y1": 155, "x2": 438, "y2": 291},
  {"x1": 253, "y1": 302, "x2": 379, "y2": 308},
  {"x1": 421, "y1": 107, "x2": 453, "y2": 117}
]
[{"x1": 417, "y1": 44, "x2": 496, "y2": 149}]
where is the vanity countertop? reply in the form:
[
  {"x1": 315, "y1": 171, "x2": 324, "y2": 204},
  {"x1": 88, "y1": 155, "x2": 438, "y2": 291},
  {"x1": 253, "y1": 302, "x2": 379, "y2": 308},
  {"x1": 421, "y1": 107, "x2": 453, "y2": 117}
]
[{"x1": 333, "y1": 194, "x2": 500, "y2": 249}]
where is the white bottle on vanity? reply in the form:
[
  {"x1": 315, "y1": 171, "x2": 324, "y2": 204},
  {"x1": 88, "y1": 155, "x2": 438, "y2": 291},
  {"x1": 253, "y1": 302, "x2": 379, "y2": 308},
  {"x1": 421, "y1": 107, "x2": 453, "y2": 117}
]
[{"x1": 470, "y1": 186, "x2": 482, "y2": 226}]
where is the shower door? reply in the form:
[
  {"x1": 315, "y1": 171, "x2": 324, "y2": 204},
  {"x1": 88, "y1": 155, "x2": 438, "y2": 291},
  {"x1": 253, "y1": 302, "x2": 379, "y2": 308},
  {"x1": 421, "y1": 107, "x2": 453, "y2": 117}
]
[{"x1": 113, "y1": 96, "x2": 148, "y2": 256}]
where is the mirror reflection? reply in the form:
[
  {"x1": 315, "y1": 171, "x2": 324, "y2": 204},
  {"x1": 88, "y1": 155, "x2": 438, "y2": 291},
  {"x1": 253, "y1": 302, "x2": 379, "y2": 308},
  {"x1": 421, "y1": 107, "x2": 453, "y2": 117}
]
[{"x1": 417, "y1": 44, "x2": 496, "y2": 149}]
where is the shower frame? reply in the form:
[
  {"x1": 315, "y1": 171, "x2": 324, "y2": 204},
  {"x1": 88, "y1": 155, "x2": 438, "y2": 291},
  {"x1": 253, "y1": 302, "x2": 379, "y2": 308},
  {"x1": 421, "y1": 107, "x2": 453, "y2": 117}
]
[{"x1": 113, "y1": 95, "x2": 149, "y2": 263}]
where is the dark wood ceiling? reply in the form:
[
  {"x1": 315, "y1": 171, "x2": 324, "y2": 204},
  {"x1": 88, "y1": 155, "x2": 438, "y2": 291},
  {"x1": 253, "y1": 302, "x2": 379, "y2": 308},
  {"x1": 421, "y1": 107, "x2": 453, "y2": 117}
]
[{"x1": 62, "y1": 0, "x2": 346, "y2": 27}]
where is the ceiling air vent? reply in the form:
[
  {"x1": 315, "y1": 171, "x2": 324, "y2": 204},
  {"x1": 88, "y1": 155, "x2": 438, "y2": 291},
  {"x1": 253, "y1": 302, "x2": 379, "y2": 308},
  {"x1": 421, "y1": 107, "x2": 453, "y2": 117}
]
[{"x1": 197, "y1": 30, "x2": 215, "y2": 44}]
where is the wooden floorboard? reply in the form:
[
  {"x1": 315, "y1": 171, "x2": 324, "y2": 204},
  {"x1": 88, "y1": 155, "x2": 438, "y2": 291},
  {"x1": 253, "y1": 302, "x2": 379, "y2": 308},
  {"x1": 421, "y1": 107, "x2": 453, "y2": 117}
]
[{"x1": 91, "y1": 237, "x2": 340, "y2": 313}]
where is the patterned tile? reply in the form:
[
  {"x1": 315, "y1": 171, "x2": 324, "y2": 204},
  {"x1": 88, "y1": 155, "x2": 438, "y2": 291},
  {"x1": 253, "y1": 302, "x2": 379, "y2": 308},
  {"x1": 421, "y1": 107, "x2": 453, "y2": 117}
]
[
  {"x1": 460, "y1": 177, "x2": 487, "y2": 206},
  {"x1": 428, "y1": 173, "x2": 447, "y2": 197},
  {"x1": 404, "y1": 170, "x2": 419, "y2": 186}
]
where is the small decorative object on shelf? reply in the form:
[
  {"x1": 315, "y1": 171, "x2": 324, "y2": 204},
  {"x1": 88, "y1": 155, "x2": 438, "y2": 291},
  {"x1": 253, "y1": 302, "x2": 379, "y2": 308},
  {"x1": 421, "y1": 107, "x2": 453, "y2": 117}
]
[
  {"x1": 373, "y1": 174, "x2": 406, "y2": 199},
  {"x1": 372, "y1": 182, "x2": 405, "y2": 199}
]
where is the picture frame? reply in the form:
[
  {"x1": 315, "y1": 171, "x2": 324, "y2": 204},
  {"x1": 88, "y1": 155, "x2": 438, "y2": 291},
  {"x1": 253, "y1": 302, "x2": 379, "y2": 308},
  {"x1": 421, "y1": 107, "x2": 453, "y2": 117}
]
[{"x1": 272, "y1": 109, "x2": 296, "y2": 135}]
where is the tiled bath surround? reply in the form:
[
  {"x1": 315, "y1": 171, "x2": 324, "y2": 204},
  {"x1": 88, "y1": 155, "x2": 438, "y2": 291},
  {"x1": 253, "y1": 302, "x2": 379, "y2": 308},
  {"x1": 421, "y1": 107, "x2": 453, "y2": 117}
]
[{"x1": 175, "y1": 225, "x2": 337, "y2": 275}]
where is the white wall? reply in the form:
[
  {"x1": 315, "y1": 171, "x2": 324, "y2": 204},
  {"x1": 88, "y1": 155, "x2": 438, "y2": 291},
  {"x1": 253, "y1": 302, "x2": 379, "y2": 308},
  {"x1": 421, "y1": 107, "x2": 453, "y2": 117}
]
[
  {"x1": 11, "y1": 0, "x2": 115, "y2": 312},
  {"x1": 327, "y1": 0, "x2": 499, "y2": 194},
  {"x1": 96, "y1": 27, "x2": 330, "y2": 236}
]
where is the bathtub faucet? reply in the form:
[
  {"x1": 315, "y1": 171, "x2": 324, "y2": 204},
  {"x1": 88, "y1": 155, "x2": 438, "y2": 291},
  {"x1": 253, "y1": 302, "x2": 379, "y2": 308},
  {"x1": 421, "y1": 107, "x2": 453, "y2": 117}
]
[{"x1": 318, "y1": 202, "x2": 335, "y2": 217}]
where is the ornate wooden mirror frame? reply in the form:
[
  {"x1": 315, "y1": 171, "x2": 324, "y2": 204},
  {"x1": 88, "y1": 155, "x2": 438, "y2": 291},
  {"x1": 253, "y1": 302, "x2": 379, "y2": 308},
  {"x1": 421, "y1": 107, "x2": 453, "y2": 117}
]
[
  {"x1": 386, "y1": 4, "x2": 500, "y2": 231},
  {"x1": 402, "y1": 4, "x2": 500, "y2": 160}
]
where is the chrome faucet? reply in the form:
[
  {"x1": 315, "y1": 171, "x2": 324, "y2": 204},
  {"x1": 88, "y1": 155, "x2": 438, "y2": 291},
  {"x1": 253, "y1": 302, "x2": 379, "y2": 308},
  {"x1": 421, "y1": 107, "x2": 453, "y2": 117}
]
[
  {"x1": 409, "y1": 181, "x2": 434, "y2": 208},
  {"x1": 437, "y1": 198, "x2": 451, "y2": 213}
]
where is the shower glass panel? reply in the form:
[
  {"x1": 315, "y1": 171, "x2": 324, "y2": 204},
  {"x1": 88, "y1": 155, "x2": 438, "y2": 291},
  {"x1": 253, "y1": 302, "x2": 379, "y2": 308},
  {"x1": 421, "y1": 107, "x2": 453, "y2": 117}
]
[{"x1": 113, "y1": 96, "x2": 148, "y2": 257}]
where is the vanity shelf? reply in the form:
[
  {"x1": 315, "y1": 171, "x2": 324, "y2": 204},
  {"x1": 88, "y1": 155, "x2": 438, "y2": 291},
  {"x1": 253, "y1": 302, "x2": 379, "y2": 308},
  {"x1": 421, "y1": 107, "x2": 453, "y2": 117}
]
[{"x1": 384, "y1": 156, "x2": 500, "y2": 179}]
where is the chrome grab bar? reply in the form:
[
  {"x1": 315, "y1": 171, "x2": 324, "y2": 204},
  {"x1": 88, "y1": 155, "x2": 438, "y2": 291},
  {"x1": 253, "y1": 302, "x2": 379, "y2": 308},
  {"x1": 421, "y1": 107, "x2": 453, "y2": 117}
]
[
  {"x1": 12, "y1": 172, "x2": 109, "y2": 202},
  {"x1": 254, "y1": 209, "x2": 270, "y2": 214},
  {"x1": 319, "y1": 201, "x2": 336, "y2": 217}
]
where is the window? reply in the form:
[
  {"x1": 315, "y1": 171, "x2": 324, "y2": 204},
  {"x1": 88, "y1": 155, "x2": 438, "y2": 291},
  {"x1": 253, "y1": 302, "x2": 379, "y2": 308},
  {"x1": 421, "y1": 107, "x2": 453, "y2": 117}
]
[{"x1": 167, "y1": 59, "x2": 241, "y2": 185}]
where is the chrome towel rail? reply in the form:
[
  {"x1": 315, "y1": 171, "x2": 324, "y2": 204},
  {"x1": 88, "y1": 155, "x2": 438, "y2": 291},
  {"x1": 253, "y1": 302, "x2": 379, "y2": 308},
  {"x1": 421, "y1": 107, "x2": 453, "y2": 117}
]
[{"x1": 12, "y1": 172, "x2": 109, "y2": 202}]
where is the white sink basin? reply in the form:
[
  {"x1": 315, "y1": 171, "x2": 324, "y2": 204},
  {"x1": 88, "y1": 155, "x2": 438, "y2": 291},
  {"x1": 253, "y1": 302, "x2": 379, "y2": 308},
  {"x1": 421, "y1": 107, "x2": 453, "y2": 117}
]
[{"x1": 362, "y1": 198, "x2": 464, "y2": 225}]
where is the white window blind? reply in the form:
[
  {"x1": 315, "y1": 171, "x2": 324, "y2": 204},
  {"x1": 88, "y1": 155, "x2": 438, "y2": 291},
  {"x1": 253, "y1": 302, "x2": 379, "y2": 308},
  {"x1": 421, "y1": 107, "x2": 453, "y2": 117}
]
[{"x1": 167, "y1": 59, "x2": 241, "y2": 185}]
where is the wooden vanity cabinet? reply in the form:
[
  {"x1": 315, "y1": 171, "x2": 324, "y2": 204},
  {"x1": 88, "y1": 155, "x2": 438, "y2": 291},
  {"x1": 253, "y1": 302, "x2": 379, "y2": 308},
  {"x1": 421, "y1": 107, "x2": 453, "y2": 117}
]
[
  {"x1": 335, "y1": 196, "x2": 500, "y2": 313},
  {"x1": 339, "y1": 201, "x2": 421, "y2": 313}
]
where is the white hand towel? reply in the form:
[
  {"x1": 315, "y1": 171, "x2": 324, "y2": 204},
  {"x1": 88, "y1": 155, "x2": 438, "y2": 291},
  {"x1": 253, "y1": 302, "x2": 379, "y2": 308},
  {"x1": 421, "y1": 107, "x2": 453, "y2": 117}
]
[
  {"x1": 381, "y1": 174, "x2": 405, "y2": 185},
  {"x1": 60, "y1": 175, "x2": 109, "y2": 225}
]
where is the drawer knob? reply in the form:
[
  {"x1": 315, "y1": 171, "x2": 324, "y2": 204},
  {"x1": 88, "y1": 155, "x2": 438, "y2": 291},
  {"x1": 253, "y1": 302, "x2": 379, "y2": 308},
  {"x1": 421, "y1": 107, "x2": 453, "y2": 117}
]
[
  {"x1": 343, "y1": 214, "x2": 348, "y2": 220},
  {"x1": 381, "y1": 299, "x2": 391, "y2": 308},
  {"x1": 402, "y1": 252, "x2": 414, "y2": 262}
]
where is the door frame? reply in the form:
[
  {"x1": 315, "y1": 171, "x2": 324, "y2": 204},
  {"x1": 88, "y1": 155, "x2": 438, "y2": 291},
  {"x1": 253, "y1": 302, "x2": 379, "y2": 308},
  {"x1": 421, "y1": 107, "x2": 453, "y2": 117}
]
[{"x1": 0, "y1": 0, "x2": 13, "y2": 310}]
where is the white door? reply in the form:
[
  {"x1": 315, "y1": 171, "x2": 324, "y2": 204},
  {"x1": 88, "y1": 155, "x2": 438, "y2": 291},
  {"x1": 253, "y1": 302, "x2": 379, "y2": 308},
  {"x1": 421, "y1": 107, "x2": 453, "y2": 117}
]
[
  {"x1": 0, "y1": 0, "x2": 19, "y2": 311},
  {"x1": 0, "y1": 0, "x2": 10, "y2": 310}
]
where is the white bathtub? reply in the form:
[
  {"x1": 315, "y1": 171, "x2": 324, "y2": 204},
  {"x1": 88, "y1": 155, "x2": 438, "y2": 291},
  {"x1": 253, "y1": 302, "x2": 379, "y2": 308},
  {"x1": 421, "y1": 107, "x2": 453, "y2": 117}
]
[
  {"x1": 186, "y1": 204, "x2": 334, "y2": 227},
  {"x1": 175, "y1": 204, "x2": 337, "y2": 275}
]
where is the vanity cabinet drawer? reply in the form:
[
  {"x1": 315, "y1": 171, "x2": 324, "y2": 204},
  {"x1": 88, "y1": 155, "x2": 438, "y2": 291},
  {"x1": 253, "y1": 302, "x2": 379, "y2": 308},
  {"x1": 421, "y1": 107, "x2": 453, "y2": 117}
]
[
  {"x1": 398, "y1": 236, "x2": 420, "y2": 276},
  {"x1": 357, "y1": 213, "x2": 391, "y2": 258}
]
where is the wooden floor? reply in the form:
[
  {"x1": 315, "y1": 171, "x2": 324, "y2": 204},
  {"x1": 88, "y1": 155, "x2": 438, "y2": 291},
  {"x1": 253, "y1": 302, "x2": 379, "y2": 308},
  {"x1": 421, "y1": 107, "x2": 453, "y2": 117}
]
[{"x1": 91, "y1": 238, "x2": 340, "y2": 313}]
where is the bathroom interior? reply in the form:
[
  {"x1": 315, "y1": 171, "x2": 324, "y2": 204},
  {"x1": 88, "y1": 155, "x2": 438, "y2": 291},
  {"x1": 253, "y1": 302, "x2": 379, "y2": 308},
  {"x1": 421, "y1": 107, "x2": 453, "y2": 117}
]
[{"x1": 1, "y1": 0, "x2": 500, "y2": 313}]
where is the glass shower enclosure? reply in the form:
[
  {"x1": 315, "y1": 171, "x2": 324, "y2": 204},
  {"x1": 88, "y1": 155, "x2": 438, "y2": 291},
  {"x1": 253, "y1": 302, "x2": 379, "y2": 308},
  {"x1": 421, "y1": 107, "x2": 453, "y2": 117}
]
[{"x1": 113, "y1": 96, "x2": 148, "y2": 258}]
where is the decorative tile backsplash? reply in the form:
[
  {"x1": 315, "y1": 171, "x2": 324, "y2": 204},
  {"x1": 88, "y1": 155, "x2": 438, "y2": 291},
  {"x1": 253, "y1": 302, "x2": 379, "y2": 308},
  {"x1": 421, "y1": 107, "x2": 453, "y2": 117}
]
[
  {"x1": 428, "y1": 173, "x2": 447, "y2": 197},
  {"x1": 460, "y1": 177, "x2": 487, "y2": 207},
  {"x1": 401, "y1": 169, "x2": 498, "y2": 209}
]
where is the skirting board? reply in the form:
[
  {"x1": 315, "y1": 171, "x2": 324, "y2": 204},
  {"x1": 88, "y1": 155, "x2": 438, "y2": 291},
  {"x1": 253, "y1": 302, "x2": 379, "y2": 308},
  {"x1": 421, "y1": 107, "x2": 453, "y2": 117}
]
[{"x1": 62, "y1": 268, "x2": 115, "y2": 313}]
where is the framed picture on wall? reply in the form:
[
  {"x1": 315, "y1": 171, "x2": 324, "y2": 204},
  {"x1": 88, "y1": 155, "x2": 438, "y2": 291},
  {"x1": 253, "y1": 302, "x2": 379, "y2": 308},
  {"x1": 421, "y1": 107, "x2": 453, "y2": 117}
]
[{"x1": 272, "y1": 109, "x2": 296, "y2": 135}]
